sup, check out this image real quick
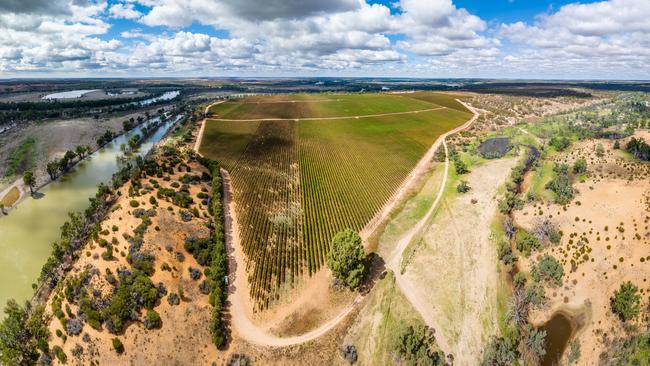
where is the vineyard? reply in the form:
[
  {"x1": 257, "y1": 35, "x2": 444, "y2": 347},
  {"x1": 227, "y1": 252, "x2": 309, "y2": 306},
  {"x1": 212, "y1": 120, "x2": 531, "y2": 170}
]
[{"x1": 201, "y1": 92, "x2": 471, "y2": 309}]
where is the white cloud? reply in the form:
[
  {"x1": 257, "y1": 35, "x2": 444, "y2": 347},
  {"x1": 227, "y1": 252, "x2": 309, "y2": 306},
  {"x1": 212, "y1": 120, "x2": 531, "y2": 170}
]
[
  {"x1": 0, "y1": 0, "x2": 649, "y2": 78},
  {"x1": 498, "y1": 0, "x2": 650, "y2": 77},
  {"x1": 109, "y1": 3, "x2": 142, "y2": 20}
]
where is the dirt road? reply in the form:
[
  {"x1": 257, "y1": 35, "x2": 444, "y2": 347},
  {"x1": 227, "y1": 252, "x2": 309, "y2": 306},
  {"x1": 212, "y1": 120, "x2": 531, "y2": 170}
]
[
  {"x1": 194, "y1": 101, "x2": 224, "y2": 154},
  {"x1": 220, "y1": 100, "x2": 479, "y2": 348}
]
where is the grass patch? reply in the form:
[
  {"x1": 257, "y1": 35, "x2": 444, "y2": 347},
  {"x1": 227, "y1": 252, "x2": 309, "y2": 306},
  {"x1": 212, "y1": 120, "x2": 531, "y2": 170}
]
[{"x1": 5, "y1": 137, "x2": 36, "y2": 178}]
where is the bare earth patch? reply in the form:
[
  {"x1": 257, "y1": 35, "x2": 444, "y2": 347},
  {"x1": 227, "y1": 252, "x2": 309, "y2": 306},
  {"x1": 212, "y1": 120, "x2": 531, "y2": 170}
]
[{"x1": 401, "y1": 157, "x2": 518, "y2": 364}]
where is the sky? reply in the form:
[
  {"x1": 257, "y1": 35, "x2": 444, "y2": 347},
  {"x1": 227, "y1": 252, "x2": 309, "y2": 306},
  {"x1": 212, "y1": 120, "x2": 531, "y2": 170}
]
[{"x1": 0, "y1": 0, "x2": 649, "y2": 79}]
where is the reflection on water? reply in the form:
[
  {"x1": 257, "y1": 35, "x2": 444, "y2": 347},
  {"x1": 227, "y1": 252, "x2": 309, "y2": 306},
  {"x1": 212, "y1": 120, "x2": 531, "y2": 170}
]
[{"x1": 0, "y1": 116, "x2": 180, "y2": 311}]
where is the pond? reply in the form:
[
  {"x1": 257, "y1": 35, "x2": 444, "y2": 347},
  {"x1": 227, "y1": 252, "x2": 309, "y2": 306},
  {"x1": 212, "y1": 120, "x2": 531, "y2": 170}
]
[
  {"x1": 0, "y1": 115, "x2": 181, "y2": 311},
  {"x1": 42, "y1": 90, "x2": 99, "y2": 100},
  {"x1": 540, "y1": 311, "x2": 577, "y2": 366}
]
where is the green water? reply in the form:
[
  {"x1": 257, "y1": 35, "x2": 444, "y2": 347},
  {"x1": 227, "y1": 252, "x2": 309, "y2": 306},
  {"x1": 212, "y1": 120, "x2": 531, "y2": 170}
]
[{"x1": 0, "y1": 116, "x2": 180, "y2": 311}]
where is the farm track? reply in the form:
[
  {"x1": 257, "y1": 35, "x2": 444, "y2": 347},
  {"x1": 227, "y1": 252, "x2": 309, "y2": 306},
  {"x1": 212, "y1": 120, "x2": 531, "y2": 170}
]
[
  {"x1": 194, "y1": 101, "x2": 224, "y2": 154},
  {"x1": 208, "y1": 107, "x2": 445, "y2": 122},
  {"x1": 220, "y1": 99, "x2": 480, "y2": 347}
]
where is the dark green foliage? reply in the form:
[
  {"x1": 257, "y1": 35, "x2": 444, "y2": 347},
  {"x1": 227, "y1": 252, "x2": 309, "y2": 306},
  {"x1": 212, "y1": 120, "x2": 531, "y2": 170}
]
[
  {"x1": 498, "y1": 241, "x2": 517, "y2": 266},
  {"x1": 626, "y1": 137, "x2": 650, "y2": 161},
  {"x1": 549, "y1": 136, "x2": 571, "y2": 151},
  {"x1": 0, "y1": 300, "x2": 50, "y2": 366},
  {"x1": 516, "y1": 230, "x2": 541, "y2": 257},
  {"x1": 456, "y1": 181, "x2": 470, "y2": 193},
  {"x1": 481, "y1": 336, "x2": 519, "y2": 366},
  {"x1": 143, "y1": 310, "x2": 162, "y2": 330},
  {"x1": 395, "y1": 325, "x2": 445, "y2": 366},
  {"x1": 611, "y1": 281, "x2": 641, "y2": 322},
  {"x1": 327, "y1": 229, "x2": 367, "y2": 289},
  {"x1": 102, "y1": 271, "x2": 159, "y2": 334},
  {"x1": 498, "y1": 191, "x2": 524, "y2": 214},
  {"x1": 112, "y1": 338, "x2": 124, "y2": 354},
  {"x1": 129, "y1": 200, "x2": 140, "y2": 208},
  {"x1": 53, "y1": 345, "x2": 67, "y2": 363},
  {"x1": 532, "y1": 254, "x2": 564, "y2": 287},
  {"x1": 453, "y1": 156, "x2": 469, "y2": 174},
  {"x1": 573, "y1": 158, "x2": 587, "y2": 174},
  {"x1": 546, "y1": 163, "x2": 574, "y2": 204},
  {"x1": 523, "y1": 325, "x2": 547, "y2": 364},
  {"x1": 196, "y1": 156, "x2": 228, "y2": 348}
]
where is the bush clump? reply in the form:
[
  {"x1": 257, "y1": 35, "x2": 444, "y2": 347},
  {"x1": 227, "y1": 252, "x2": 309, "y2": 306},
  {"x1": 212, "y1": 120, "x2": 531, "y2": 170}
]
[
  {"x1": 611, "y1": 281, "x2": 641, "y2": 322},
  {"x1": 143, "y1": 310, "x2": 162, "y2": 330},
  {"x1": 532, "y1": 254, "x2": 564, "y2": 287},
  {"x1": 516, "y1": 230, "x2": 541, "y2": 257},
  {"x1": 112, "y1": 337, "x2": 124, "y2": 354}
]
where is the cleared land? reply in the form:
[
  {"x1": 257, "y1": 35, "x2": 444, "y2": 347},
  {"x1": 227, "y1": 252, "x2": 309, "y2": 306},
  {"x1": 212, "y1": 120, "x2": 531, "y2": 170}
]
[{"x1": 201, "y1": 92, "x2": 471, "y2": 309}]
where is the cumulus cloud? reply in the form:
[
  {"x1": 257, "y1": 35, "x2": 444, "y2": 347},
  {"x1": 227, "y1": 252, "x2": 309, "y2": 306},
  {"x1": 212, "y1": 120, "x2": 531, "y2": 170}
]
[
  {"x1": 109, "y1": 3, "x2": 142, "y2": 20},
  {"x1": 498, "y1": 0, "x2": 650, "y2": 77},
  {"x1": 1, "y1": 0, "x2": 648, "y2": 78}
]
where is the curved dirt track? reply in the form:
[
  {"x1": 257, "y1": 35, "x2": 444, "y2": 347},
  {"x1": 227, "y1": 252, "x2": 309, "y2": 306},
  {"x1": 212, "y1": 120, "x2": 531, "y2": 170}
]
[{"x1": 216, "y1": 99, "x2": 480, "y2": 347}]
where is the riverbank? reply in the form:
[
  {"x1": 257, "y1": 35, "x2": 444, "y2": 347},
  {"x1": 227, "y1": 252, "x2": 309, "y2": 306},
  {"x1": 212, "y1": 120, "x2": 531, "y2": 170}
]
[
  {"x1": 0, "y1": 114, "x2": 183, "y2": 311},
  {"x1": 0, "y1": 110, "x2": 176, "y2": 215}
]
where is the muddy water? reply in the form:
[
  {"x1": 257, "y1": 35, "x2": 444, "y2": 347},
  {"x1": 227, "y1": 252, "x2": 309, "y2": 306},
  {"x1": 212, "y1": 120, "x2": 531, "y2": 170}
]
[
  {"x1": 541, "y1": 312, "x2": 576, "y2": 366},
  {"x1": 0, "y1": 116, "x2": 180, "y2": 311}
]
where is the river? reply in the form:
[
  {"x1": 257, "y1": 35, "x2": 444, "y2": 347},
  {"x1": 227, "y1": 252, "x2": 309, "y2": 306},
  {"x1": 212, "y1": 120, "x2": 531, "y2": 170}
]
[{"x1": 0, "y1": 115, "x2": 181, "y2": 311}]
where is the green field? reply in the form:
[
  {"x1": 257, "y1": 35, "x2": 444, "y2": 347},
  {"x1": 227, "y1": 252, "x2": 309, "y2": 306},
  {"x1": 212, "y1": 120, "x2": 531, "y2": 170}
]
[{"x1": 201, "y1": 92, "x2": 471, "y2": 308}]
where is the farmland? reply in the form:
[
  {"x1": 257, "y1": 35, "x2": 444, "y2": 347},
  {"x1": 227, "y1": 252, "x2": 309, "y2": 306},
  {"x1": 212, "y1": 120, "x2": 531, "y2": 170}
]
[{"x1": 201, "y1": 92, "x2": 471, "y2": 308}]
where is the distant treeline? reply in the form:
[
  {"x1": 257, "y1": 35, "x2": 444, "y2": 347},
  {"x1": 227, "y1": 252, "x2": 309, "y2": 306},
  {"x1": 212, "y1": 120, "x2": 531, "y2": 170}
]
[{"x1": 0, "y1": 90, "x2": 179, "y2": 126}]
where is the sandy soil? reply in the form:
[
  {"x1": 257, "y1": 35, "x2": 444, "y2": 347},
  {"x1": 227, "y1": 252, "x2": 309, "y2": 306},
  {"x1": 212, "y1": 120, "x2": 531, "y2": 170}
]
[
  {"x1": 514, "y1": 136, "x2": 650, "y2": 365},
  {"x1": 400, "y1": 157, "x2": 518, "y2": 364},
  {"x1": 46, "y1": 156, "x2": 223, "y2": 365}
]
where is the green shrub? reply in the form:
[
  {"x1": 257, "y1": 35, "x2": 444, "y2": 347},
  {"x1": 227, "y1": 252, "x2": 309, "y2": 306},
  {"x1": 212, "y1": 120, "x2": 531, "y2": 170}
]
[
  {"x1": 143, "y1": 310, "x2": 162, "y2": 330},
  {"x1": 572, "y1": 158, "x2": 587, "y2": 174},
  {"x1": 112, "y1": 338, "x2": 124, "y2": 354},
  {"x1": 395, "y1": 325, "x2": 444, "y2": 366},
  {"x1": 53, "y1": 345, "x2": 67, "y2": 363},
  {"x1": 532, "y1": 254, "x2": 564, "y2": 287},
  {"x1": 456, "y1": 181, "x2": 470, "y2": 193},
  {"x1": 516, "y1": 230, "x2": 541, "y2": 257},
  {"x1": 611, "y1": 281, "x2": 641, "y2": 322},
  {"x1": 129, "y1": 200, "x2": 139, "y2": 208}
]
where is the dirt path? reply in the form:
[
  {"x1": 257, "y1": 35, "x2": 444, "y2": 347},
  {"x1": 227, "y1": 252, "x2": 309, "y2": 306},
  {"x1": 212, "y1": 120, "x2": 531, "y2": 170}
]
[
  {"x1": 208, "y1": 107, "x2": 445, "y2": 122},
  {"x1": 221, "y1": 100, "x2": 479, "y2": 348},
  {"x1": 194, "y1": 101, "x2": 224, "y2": 154}
]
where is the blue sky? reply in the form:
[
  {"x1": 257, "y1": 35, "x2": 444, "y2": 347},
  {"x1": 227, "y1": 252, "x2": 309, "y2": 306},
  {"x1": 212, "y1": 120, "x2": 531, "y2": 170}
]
[{"x1": 0, "y1": 0, "x2": 648, "y2": 79}]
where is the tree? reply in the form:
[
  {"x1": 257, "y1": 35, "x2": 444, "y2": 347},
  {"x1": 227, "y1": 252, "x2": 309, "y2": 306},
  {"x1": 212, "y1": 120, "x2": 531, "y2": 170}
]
[
  {"x1": 481, "y1": 336, "x2": 518, "y2": 366},
  {"x1": 611, "y1": 281, "x2": 641, "y2": 322},
  {"x1": 523, "y1": 325, "x2": 547, "y2": 365},
  {"x1": 22, "y1": 170, "x2": 35, "y2": 195},
  {"x1": 327, "y1": 229, "x2": 366, "y2": 289},
  {"x1": 396, "y1": 325, "x2": 444, "y2": 366},
  {"x1": 46, "y1": 161, "x2": 59, "y2": 180},
  {"x1": 595, "y1": 143, "x2": 605, "y2": 157},
  {"x1": 572, "y1": 158, "x2": 587, "y2": 174},
  {"x1": 0, "y1": 300, "x2": 49, "y2": 366}
]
